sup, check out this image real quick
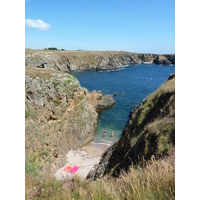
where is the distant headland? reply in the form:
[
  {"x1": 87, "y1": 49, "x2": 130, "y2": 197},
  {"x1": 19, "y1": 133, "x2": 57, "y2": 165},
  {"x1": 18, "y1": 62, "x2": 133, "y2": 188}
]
[{"x1": 25, "y1": 49, "x2": 175, "y2": 72}]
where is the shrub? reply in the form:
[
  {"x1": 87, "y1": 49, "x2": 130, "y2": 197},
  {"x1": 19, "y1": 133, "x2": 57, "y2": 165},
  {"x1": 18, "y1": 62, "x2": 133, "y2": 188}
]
[
  {"x1": 48, "y1": 47, "x2": 58, "y2": 50},
  {"x1": 25, "y1": 153, "x2": 42, "y2": 176}
]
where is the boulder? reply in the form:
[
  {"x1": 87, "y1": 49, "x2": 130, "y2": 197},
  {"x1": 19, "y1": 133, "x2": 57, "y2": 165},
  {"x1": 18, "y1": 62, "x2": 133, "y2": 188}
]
[
  {"x1": 86, "y1": 90, "x2": 116, "y2": 112},
  {"x1": 95, "y1": 95, "x2": 116, "y2": 112}
]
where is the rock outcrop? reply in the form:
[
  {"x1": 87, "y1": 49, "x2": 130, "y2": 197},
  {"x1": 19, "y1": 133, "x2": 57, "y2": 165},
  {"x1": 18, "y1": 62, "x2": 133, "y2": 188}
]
[
  {"x1": 25, "y1": 49, "x2": 175, "y2": 72},
  {"x1": 153, "y1": 55, "x2": 175, "y2": 65},
  {"x1": 85, "y1": 90, "x2": 116, "y2": 112},
  {"x1": 88, "y1": 74, "x2": 175, "y2": 180},
  {"x1": 25, "y1": 67, "x2": 115, "y2": 176}
]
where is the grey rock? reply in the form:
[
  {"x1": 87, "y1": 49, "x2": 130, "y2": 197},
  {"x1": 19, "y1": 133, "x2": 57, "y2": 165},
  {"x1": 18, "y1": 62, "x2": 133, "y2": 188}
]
[
  {"x1": 96, "y1": 95, "x2": 116, "y2": 112},
  {"x1": 26, "y1": 91, "x2": 44, "y2": 106}
]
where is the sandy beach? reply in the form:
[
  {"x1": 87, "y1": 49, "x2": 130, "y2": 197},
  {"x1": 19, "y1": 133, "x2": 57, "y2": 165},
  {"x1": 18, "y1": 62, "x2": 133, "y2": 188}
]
[{"x1": 53, "y1": 141, "x2": 110, "y2": 181}]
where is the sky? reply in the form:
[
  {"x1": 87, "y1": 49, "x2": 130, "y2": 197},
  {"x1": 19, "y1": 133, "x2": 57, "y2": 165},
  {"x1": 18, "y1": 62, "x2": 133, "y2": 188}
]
[{"x1": 25, "y1": 0, "x2": 175, "y2": 54}]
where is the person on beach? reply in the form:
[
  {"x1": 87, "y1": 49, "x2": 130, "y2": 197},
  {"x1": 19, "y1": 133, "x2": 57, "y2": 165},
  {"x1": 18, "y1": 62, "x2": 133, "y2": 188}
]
[
  {"x1": 103, "y1": 129, "x2": 107, "y2": 137},
  {"x1": 111, "y1": 130, "x2": 114, "y2": 137}
]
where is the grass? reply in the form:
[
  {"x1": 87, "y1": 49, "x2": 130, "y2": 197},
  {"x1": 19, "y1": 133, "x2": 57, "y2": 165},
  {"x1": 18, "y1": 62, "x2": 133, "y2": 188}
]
[
  {"x1": 53, "y1": 99, "x2": 59, "y2": 105},
  {"x1": 25, "y1": 110, "x2": 37, "y2": 120},
  {"x1": 53, "y1": 83, "x2": 60, "y2": 88},
  {"x1": 25, "y1": 157, "x2": 175, "y2": 199},
  {"x1": 25, "y1": 66, "x2": 63, "y2": 80},
  {"x1": 25, "y1": 153, "x2": 42, "y2": 176}
]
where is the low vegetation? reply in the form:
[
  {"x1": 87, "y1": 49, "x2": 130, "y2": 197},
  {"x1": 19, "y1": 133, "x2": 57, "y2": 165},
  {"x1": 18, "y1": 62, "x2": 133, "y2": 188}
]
[{"x1": 25, "y1": 157, "x2": 175, "y2": 199}]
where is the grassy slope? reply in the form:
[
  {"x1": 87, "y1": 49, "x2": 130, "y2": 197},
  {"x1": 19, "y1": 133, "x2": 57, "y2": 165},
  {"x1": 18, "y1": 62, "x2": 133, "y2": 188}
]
[
  {"x1": 106, "y1": 75, "x2": 175, "y2": 176},
  {"x1": 25, "y1": 66, "x2": 63, "y2": 78}
]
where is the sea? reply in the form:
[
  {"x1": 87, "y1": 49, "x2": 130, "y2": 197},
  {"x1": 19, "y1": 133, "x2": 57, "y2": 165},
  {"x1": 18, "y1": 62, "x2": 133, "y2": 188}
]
[{"x1": 70, "y1": 63, "x2": 175, "y2": 145}]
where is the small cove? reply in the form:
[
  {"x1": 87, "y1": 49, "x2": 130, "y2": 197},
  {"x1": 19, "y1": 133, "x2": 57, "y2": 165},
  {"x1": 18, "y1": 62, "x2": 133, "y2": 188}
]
[{"x1": 70, "y1": 64, "x2": 175, "y2": 145}]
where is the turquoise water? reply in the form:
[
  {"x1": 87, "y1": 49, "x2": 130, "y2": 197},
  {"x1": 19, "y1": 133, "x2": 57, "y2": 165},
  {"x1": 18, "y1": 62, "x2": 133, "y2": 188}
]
[{"x1": 71, "y1": 64, "x2": 175, "y2": 144}]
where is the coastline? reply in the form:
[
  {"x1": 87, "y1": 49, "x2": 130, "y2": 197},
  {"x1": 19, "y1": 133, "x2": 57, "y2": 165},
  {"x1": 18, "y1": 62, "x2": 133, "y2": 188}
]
[{"x1": 53, "y1": 141, "x2": 110, "y2": 181}]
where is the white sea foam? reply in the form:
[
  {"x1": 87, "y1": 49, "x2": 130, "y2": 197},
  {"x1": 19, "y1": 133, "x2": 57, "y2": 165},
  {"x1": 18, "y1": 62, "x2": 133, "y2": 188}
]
[
  {"x1": 99, "y1": 68, "x2": 124, "y2": 72},
  {"x1": 143, "y1": 62, "x2": 153, "y2": 64},
  {"x1": 90, "y1": 141, "x2": 113, "y2": 146}
]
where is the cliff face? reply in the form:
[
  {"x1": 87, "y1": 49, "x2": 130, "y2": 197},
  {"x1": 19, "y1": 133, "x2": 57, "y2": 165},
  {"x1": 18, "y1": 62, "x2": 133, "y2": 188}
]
[
  {"x1": 88, "y1": 74, "x2": 175, "y2": 180},
  {"x1": 153, "y1": 55, "x2": 175, "y2": 65},
  {"x1": 25, "y1": 67, "x2": 115, "y2": 176},
  {"x1": 25, "y1": 49, "x2": 175, "y2": 72}
]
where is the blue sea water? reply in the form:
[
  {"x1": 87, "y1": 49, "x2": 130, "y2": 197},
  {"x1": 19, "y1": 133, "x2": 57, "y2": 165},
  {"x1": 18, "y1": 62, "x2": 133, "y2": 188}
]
[{"x1": 70, "y1": 64, "x2": 175, "y2": 145}]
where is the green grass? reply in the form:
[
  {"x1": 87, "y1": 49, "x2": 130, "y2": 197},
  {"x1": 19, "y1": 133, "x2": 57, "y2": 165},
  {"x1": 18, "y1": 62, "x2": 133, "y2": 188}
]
[
  {"x1": 25, "y1": 153, "x2": 42, "y2": 176},
  {"x1": 25, "y1": 110, "x2": 36, "y2": 119},
  {"x1": 40, "y1": 151, "x2": 48, "y2": 157},
  {"x1": 53, "y1": 99, "x2": 59, "y2": 105},
  {"x1": 25, "y1": 110, "x2": 30, "y2": 118},
  {"x1": 67, "y1": 79, "x2": 72, "y2": 84},
  {"x1": 53, "y1": 83, "x2": 60, "y2": 88}
]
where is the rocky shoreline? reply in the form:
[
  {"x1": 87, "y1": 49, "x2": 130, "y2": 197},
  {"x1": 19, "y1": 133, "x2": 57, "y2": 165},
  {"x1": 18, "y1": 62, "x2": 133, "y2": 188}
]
[
  {"x1": 25, "y1": 49, "x2": 175, "y2": 181},
  {"x1": 25, "y1": 49, "x2": 175, "y2": 72}
]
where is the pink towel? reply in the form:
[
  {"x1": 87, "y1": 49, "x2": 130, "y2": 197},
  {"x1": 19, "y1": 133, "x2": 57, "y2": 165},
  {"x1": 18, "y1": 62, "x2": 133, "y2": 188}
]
[
  {"x1": 69, "y1": 166, "x2": 79, "y2": 174},
  {"x1": 63, "y1": 166, "x2": 72, "y2": 172}
]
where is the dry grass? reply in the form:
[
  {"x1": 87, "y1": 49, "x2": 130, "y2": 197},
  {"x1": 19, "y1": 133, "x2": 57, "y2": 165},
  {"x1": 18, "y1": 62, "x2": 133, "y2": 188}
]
[
  {"x1": 25, "y1": 158, "x2": 175, "y2": 199},
  {"x1": 25, "y1": 66, "x2": 64, "y2": 79},
  {"x1": 86, "y1": 157, "x2": 175, "y2": 200},
  {"x1": 25, "y1": 49, "x2": 130, "y2": 56}
]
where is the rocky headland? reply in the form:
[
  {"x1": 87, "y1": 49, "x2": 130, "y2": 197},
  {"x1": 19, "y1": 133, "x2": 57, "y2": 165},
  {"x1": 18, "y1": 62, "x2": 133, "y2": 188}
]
[
  {"x1": 25, "y1": 66, "x2": 115, "y2": 176},
  {"x1": 25, "y1": 49, "x2": 175, "y2": 72},
  {"x1": 25, "y1": 52, "x2": 175, "y2": 199},
  {"x1": 88, "y1": 74, "x2": 175, "y2": 180}
]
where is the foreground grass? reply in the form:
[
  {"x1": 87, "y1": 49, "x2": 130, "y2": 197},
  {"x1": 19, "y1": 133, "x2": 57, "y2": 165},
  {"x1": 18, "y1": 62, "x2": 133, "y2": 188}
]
[{"x1": 25, "y1": 157, "x2": 175, "y2": 200}]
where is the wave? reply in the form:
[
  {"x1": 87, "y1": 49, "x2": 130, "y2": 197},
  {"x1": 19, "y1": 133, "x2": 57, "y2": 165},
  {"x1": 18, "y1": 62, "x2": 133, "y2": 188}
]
[
  {"x1": 143, "y1": 62, "x2": 153, "y2": 64},
  {"x1": 99, "y1": 70, "x2": 109, "y2": 73},
  {"x1": 90, "y1": 140, "x2": 113, "y2": 146},
  {"x1": 112, "y1": 68, "x2": 124, "y2": 71},
  {"x1": 123, "y1": 65, "x2": 130, "y2": 68},
  {"x1": 99, "y1": 68, "x2": 124, "y2": 73}
]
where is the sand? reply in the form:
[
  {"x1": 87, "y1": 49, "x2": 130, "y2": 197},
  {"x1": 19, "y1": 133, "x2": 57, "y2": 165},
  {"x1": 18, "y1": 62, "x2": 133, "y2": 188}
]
[{"x1": 53, "y1": 141, "x2": 110, "y2": 181}]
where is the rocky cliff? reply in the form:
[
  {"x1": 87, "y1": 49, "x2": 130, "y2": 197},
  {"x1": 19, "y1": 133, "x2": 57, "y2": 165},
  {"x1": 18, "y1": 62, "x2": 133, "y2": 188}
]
[
  {"x1": 25, "y1": 67, "x2": 115, "y2": 176},
  {"x1": 88, "y1": 74, "x2": 175, "y2": 180},
  {"x1": 25, "y1": 49, "x2": 175, "y2": 72},
  {"x1": 153, "y1": 55, "x2": 175, "y2": 65}
]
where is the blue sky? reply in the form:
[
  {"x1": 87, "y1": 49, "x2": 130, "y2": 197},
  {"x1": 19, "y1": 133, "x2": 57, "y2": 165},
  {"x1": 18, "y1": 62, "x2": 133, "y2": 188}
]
[{"x1": 25, "y1": 0, "x2": 175, "y2": 54}]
